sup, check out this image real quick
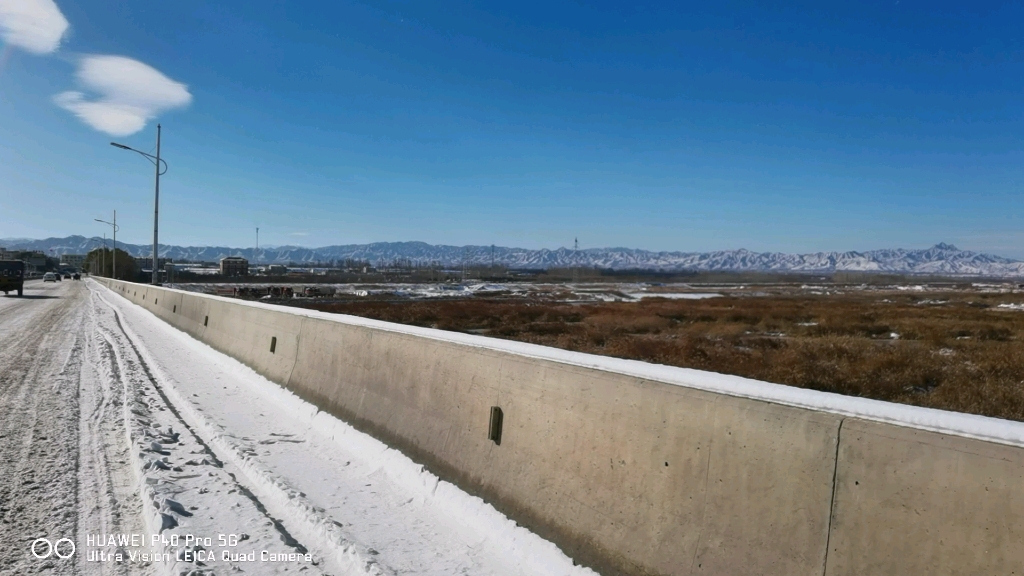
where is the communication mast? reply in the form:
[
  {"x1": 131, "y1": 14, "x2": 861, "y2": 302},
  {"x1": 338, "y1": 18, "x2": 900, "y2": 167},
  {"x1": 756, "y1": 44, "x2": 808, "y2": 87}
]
[{"x1": 572, "y1": 237, "x2": 579, "y2": 283}]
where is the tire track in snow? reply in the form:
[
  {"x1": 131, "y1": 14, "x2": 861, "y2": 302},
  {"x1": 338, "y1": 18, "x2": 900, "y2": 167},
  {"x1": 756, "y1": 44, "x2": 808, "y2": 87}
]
[
  {"x1": 0, "y1": 283, "x2": 82, "y2": 576},
  {"x1": 91, "y1": 287, "x2": 390, "y2": 576},
  {"x1": 89, "y1": 282, "x2": 600, "y2": 576},
  {"x1": 89, "y1": 284, "x2": 338, "y2": 576},
  {"x1": 78, "y1": 289, "x2": 152, "y2": 576}
]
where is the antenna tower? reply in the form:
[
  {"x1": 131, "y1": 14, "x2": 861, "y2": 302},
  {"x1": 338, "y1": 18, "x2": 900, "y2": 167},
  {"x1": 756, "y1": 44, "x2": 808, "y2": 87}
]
[{"x1": 572, "y1": 238, "x2": 579, "y2": 283}]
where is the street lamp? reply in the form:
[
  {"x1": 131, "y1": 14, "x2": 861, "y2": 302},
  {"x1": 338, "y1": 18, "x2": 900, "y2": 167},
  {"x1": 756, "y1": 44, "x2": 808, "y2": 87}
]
[
  {"x1": 95, "y1": 210, "x2": 118, "y2": 279},
  {"x1": 111, "y1": 124, "x2": 167, "y2": 284}
]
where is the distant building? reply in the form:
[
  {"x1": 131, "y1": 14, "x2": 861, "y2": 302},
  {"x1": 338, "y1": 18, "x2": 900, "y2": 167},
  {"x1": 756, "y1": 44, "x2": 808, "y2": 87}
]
[
  {"x1": 161, "y1": 263, "x2": 218, "y2": 276},
  {"x1": 266, "y1": 264, "x2": 288, "y2": 275},
  {"x1": 220, "y1": 256, "x2": 249, "y2": 277},
  {"x1": 0, "y1": 247, "x2": 8, "y2": 260},
  {"x1": 61, "y1": 254, "x2": 86, "y2": 268},
  {"x1": 25, "y1": 252, "x2": 47, "y2": 270},
  {"x1": 164, "y1": 262, "x2": 190, "y2": 283},
  {"x1": 135, "y1": 256, "x2": 172, "y2": 270}
]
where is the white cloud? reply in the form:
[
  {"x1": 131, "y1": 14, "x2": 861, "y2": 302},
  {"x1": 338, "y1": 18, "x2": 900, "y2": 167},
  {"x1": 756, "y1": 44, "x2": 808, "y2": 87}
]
[
  {"x1": 54, "y1": 55, "x2": 192, "y2": 136},
  {"x1": 0, "y1": 0, "x2": 69, "y2": 54}
]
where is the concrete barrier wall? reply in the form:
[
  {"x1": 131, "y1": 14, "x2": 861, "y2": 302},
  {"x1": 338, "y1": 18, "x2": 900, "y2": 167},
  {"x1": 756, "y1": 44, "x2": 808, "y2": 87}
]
[
  {"x1": 94, "y1": 279, "x2": 1024, "y2": 576},
  {"x1": 826, "y1": 419, "x2": 1024, "y2": 575}
]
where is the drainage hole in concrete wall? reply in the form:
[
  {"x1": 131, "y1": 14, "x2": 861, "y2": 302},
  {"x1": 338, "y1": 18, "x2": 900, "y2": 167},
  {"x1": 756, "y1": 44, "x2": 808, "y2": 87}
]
[
  {"x1": 488, "y1": 406, "x2": 503, "y2": 445},
  {"x1": 204, "y1": 316, "x2": 208, "y2": 327},
  {"x1": 270, "y1": 336, "x2": 277, "y2": 354},
  {"x1": 173, "y1": 305, "x2": 176, "y2": 313},
  {"x1": 155, "y1": 298, "x2": 158, "y2": 305}
]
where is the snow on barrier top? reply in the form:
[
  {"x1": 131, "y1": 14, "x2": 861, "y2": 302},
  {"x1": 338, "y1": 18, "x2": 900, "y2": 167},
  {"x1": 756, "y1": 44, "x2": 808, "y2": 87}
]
[{"x1": 172, "y1": 283, "x2": 1024, "y2": 449}]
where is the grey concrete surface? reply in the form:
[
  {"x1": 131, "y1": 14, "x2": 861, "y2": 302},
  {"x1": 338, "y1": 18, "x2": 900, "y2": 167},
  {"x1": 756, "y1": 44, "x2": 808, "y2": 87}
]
[
  {"x1": 287, "y1": 319, "x2": 841, "y2": 576},
  {"x1": 825, "y1": 418, "x2": 1024, "y2": 576},
  {"x1": 93, "y1": 279, "x2": 1024, "y2": 576}
]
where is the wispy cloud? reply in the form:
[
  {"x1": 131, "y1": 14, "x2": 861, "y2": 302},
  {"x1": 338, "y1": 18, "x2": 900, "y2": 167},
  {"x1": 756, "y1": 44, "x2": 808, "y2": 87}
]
[
  {"x1": 0, "y1": 0, "x2": 68, "y2": 54},
  {"x1": 54, "y1": 55, "x2": 192, "y2": 136},
  {"x1": 289, "y1": 232, "x2": 310, "y2": 237}
]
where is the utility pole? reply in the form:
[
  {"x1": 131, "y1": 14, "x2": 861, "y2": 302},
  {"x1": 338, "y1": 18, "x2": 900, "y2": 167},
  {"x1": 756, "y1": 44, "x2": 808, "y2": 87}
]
[
  {"x1": 153, "y1": 124, "x2": 162, "y2": 285},
  {"x1": 95, "y1": 213, "x2": 119, "y2": 278},
  {"x1": 256, "y1": 227, "x2": 259, "y2": 273},
  {"x1": 102, "y1": 233, "x2": 106, "y2": 276}
]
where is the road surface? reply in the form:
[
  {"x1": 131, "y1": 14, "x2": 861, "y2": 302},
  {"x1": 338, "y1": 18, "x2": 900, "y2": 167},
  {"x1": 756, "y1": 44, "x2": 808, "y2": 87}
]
[{"x1": 0, "y1": 279, "x2": 593, "y2": 576}]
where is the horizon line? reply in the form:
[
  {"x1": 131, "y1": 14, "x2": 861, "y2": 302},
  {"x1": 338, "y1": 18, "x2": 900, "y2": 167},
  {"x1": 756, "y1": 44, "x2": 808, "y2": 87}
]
[{"x1": 0, "y1": 236, "x2": 983, "y2": 257}]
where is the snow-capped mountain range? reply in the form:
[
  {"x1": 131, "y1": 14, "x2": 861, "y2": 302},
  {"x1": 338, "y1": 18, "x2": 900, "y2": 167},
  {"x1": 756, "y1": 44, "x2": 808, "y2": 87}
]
[{"x1": 4, "y1": 236, "x2": 1023, "y2": 276}]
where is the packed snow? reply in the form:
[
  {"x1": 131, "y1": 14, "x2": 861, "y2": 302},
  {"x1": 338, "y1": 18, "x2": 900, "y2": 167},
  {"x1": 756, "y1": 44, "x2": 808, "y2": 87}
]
[{"x1": 94, "y1": 281, "x2": 597, "y2": 575}]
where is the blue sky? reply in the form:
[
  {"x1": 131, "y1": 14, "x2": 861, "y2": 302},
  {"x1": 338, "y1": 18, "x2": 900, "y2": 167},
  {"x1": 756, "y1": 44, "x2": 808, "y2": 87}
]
[{"x1": 2, "y1": 1, "x2": 1023, "y2": 256}]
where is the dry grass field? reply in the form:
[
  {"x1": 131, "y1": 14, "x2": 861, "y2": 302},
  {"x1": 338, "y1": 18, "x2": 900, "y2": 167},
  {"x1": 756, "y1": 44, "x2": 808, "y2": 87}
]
[{"x1": 301, "y1": 286, "x2": 1024, "y2": 421}]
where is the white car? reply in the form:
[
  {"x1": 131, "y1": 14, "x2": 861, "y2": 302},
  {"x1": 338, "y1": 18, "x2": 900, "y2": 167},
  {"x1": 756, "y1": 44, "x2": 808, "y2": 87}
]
[{"x1": 43, "y1": 272, "x2": 56, "y2": 282}]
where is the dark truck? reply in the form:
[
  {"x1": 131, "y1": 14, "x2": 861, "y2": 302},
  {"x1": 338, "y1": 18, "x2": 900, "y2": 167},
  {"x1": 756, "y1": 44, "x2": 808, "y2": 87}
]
[{"x1": 0, "y1": 260, "x2": 25, "y2": 296}]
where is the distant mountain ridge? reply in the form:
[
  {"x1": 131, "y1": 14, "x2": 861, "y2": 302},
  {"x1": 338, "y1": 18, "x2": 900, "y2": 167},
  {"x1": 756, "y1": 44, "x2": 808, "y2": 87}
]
[{"x1": 3, "y1": 236, "x2": 1023, "y2": 276}]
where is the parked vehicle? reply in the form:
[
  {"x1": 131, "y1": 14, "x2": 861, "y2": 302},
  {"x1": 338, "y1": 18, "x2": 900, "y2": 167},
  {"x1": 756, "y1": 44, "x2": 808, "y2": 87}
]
[
  {"x1": 43, "y1": 272, "x2": 56, "y2": 282},
  {"x1": 302, "y1": 286, "x2": 337, "y2": 297},
  {"x1": 73, "y1": 273, "x2": 81, "y2": 280},
  {"x1": 0, "y1": 260, "x2": 25, "y2": 296}
]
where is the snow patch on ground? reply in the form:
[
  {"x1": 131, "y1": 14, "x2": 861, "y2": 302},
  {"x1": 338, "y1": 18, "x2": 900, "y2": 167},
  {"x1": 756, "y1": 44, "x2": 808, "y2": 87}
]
[
  {"x1": 90, "y1": 285, "x2": 336, "y2": 575},
  {"x1": 625, "y1": 292, "x2": 721, "y2": 300},
  {"x1": 94, "y1": 280, "x2": 598, "y2": 576}
]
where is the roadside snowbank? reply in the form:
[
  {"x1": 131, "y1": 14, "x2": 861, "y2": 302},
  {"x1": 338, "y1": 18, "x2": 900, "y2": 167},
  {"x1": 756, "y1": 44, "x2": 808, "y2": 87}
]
[{"x1": 96, "y1": 280, "x2": 598, "y2": 576}]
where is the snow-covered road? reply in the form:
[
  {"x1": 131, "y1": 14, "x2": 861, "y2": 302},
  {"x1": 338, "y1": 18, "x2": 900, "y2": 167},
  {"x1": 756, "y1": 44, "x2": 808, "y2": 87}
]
[
  {"x1": 1, "y1": 280, "x2": 149, "y2": 576},
  {"x1": 0, "y1": 280, "x2": 594, "y2": 576}
]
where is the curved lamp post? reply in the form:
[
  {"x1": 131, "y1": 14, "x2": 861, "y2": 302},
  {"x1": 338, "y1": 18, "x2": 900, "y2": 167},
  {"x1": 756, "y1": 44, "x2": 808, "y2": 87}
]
[
  {"x1": 95, "y1": 211, "x2": 118, "y2": 278},
  {"x1": 111, "y1": 124, "x2": 168, "y2": 284}
]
